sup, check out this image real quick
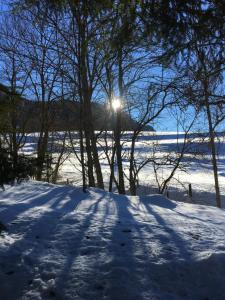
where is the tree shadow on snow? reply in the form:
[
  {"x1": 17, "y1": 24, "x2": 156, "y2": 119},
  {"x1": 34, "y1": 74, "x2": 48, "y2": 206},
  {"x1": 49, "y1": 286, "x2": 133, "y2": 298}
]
[
  {"x1": 0, "y1": 185, "x2": 224, "y2": 300},
  {"x1": 0, "y1": 184, "x2": 87, "y2": 300}
]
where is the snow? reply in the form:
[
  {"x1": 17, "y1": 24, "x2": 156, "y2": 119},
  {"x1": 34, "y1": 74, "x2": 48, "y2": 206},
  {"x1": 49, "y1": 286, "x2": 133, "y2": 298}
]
[
  {"x1": 20, "y1": 131, "x2": 225, "y2": 207},
  {"x1": 1, "y1": 181, "x2": 225, "y2": 299}
]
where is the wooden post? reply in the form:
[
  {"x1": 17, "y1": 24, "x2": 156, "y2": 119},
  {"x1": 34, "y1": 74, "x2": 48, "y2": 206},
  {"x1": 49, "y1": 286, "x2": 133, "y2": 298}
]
[
  {"x1": 166, "y1": 186, "x2": 169, "y2": 198},
  {"x1": 188, "y1": 183, "x2": 192, "y2": 198}
]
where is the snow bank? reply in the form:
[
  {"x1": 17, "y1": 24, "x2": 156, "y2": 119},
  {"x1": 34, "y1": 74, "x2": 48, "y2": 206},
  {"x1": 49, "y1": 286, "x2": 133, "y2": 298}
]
[{"x1": 0, "y1": 181, "x2": 225, "y2": 299}]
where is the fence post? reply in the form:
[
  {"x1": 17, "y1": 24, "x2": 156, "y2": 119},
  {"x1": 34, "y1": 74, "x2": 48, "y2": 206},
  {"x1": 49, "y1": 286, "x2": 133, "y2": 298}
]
[
  {"x1": 188, "y1": 183, "x2": 192, "y2": 198},
  {"x1": 166, "y1": 186, "x2": 169, "y2": 198}
]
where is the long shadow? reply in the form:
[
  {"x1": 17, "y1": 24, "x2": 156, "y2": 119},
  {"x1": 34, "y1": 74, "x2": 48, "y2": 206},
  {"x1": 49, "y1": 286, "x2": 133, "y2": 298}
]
[
  {"x1": 0, "y1": 185, "x2": 71, "y2": 224},
  {"x1": 0, "y1": 184, "x2": 87, "y2": 300},
  {"x1": 138, "y1": 197, "x2": 225, "y2": 299},
  {"x1": 48, "y1": 191, "x2": 148, "y2": 300},
  {"x1": 51, "y1": 193, "x2": 108, "y2": 299},
  {"x1": 101, "y1": 193, "x2": 146, "y2": 300},
  {"x1": 141, "y1": 199, "x2": 191, "y2": 260},
  {"x1": 145, "y1": 196, "x2": 225, "y2": 298},
  {"x1": 140, "y1": 250, "x2": 225, "y2": 300},
  {"x1": 54, "y1": 191, "x2": 202, "y2": 299},
  {"x1": 1, "y1": 185, "x2": 224, "y2": 299}
]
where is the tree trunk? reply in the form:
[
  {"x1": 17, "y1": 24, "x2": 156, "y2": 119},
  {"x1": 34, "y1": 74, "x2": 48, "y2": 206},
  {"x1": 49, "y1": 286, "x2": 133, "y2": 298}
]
[
  {"x1": 115, "y1": 46, "x2": 125, "y2": 194},
  {"x1": 205, "y1": 98, "x2": 221, "y2": 208},
  {"x1": 129, "y1": 135, "x2": 136, "y2": 195},
  {"x1": 84, "y1": 130, "x2": 95, "y2": 187},
  {"x1": 36, "y1": 129, "x2": 49, "y2": 181},
  {"x1": 109, "y1": 144, "x2": 116, "y2": 192},
  {"x1": 114, "y1": 109, "x2": 125, "y2": 194},
  {"x1": 91, "y1": 133, "x2": 104, "y2": 189},
  {"x1": 79, "y1": 128, "x2": 87, "y2": 192},
  {"x1": 79, "y1": 13, "x2": 103, "y2": 189}
]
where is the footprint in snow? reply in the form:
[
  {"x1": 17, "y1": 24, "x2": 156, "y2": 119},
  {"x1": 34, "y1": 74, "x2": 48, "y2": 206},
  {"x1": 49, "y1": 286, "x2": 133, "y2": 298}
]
[
  {"x1": 49, "y1": 290, "x2": 56, "y2": 297},
  {"x1": 94, "y1": 283, "x2": 105, "y2": 291},
  {"x1": 188, "y1": 232, "x2": 200, "y2": 240},
  {"x1": 0, "y1": 221, "x2": 7, "y2": 232},
  {"x1": 122, "y1": 229, "x2": 132, "y2": 233},
  {"x1": 28, "y1": 279, "x2": 33, "y2": 285},
  {"x1": 165, "y1": 246, "x2": 174, "y2": 252},
  {"x1": 5, "y1": 270, "x2": 15, "y2": 275}
]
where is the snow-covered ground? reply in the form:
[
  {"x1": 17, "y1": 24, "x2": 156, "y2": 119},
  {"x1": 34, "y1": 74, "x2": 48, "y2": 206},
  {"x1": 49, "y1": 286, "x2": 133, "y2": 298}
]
[
  {"x1": 21, "y1": 131, "x2": 225, "y2": 207},
  {"x1": 0, "y1": 181, "x2": 225, "y2": 300}
]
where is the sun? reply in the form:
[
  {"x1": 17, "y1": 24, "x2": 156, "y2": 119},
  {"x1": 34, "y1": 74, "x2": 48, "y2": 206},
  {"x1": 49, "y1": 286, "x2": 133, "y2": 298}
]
[{"x1": 111, "y1": 97, "x2": 122, "y2": 111}]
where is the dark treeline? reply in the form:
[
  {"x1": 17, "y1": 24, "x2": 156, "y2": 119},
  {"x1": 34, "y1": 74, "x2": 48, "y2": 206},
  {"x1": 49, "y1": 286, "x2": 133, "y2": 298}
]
[{"x1": 0, "y1": 1, "x2": 224, "y2": 207}]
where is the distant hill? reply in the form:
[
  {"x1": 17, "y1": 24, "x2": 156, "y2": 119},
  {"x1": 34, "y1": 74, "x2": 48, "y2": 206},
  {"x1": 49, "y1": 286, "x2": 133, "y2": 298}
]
[{"x1": 0, "y1": 84, "x2": 154, "y2": 132}]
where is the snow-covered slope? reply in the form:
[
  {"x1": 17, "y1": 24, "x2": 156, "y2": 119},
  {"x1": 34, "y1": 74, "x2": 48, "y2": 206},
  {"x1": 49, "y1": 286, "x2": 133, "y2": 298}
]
[{"x1": 0, "y1": 181, "x2": 225, "y2": 300}]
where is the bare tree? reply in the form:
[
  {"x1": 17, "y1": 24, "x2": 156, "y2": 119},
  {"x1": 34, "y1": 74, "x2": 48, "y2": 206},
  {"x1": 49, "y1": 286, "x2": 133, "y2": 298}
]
[
  {"x1": 152, "y1": 110, "x2": 197, "y2": 195},
  {"x1": 178, "y1": 46, "x2": 225, "y2": 208}
]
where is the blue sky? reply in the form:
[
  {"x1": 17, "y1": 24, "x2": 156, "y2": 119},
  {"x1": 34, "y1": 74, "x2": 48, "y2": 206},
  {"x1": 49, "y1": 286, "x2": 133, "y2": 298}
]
[{"x1": 0, "y1": 1, "x2": 224, "y2": 133}]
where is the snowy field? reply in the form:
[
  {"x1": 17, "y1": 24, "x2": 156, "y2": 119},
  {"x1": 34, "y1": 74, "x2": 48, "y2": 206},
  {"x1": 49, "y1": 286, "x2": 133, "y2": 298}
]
[
  {"x1": 0, "y1": 181, "x2": 225, "y2": 300},
  {"x1": 21, "y1": 131, "x2": 225, "y2": 208}
]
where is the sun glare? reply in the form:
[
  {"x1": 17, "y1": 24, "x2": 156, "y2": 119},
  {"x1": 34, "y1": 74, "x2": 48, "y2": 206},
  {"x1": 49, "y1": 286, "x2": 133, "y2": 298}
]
[{"x1": 111, "y1": 98, "x2": 122, "y2": 111}]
